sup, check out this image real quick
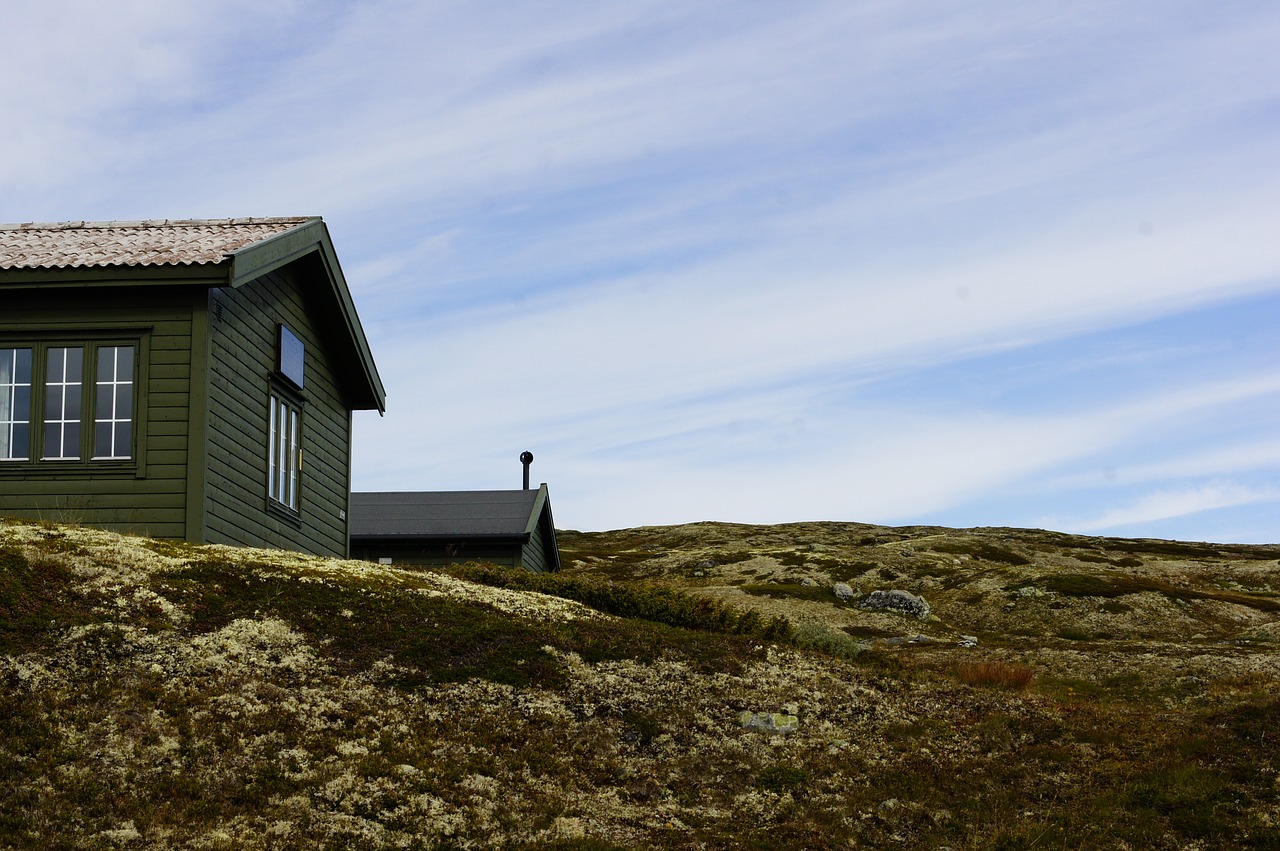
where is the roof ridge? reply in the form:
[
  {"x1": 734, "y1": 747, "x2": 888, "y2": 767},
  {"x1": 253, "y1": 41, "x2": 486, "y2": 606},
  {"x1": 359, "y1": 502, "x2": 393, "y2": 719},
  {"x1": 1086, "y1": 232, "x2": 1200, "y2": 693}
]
[{"x1": 0, "y1": 217, "x2": 316, "y2": 232}]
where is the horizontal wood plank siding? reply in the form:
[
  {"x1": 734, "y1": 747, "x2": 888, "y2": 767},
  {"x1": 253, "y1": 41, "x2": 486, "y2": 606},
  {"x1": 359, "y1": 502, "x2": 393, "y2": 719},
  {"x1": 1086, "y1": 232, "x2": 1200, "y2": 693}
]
[
  {"x1": 0, "y1": 285, "x2": 196, "y2": 537},
  {"x1": 204, "y1": 265, "x2": 353, "y2": 557},
  {"x1": 521, "y1": 533, "x2": 546, "y2": 573},
  {"x1": 349, "y1": 541, "x2": 523, "y2": 569}
]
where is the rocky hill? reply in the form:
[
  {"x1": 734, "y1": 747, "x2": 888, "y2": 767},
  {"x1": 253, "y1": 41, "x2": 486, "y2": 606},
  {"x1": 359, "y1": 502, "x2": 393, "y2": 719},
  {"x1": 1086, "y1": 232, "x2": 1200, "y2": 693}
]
[{"x1": 2, "y1": 517, "x2": 1278, "y2": 849}]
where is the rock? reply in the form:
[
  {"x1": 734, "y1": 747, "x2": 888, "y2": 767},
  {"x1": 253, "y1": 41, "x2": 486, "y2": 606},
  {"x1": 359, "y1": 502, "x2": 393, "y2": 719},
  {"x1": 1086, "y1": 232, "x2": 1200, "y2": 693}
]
[
  {"x1": 958, "y1": 635, "x2": 979, "y2": 648},
  {"x1": 695, "y1": 560, "x2": 718, "y2": 569},
  {"x1": 857, "y1": 589, "x2": 931, "y2": 619},
  {"x1": 738, "y1": 710, "x2": 799, "y2": 734},
  {"x1": 833, "y1": 582, "x2": 856, "y2": 602},
  {"x1": 800, "y1": 577, "x2": 816, "y2": 587}
]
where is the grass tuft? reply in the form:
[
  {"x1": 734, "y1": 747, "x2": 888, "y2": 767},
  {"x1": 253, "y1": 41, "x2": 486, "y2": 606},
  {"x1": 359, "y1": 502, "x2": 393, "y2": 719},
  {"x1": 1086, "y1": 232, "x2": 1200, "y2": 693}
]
[{"x1": 954, "y1": 660, "x2": 1034, "y2": 690}]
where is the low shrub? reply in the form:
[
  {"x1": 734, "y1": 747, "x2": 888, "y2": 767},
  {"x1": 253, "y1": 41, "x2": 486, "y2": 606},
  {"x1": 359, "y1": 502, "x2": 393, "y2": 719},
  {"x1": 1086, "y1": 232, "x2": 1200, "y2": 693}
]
[
  {"x1": 954, "y1": 660, "x2": 1034, "y2": 691},
  {"x1": 442, "y1": 563, "x2": 793, "y2": 641},
  {"x1": 791, "y1": 621, "x2": 864, "y2": 662}
]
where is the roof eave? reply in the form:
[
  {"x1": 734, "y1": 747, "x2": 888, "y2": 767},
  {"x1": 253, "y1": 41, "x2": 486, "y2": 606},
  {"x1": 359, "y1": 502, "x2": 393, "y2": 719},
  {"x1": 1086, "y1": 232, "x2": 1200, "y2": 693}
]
[{"x1": 227, "y1": 218, "x2": 386, "y2": 414}]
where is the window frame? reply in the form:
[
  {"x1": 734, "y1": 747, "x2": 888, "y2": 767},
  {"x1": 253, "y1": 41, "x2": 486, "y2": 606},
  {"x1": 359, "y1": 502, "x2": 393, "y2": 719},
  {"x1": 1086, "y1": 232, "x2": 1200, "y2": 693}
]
[
  {"x1": 0, "y1": 333, "x2": 147, "y2": 477},
  {"x1": 266, "y1": 381, "x2": 305, "y2": 522}
]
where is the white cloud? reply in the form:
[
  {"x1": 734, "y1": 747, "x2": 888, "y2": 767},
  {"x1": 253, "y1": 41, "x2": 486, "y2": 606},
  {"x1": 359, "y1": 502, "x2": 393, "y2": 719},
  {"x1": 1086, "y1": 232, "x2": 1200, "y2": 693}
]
[
  {"x1": 1069, "y1": 482, "x2": 1280, "y2": 533},
  {"x1": 8, "y1": 0, "x2": 1280, "y2": 540}
]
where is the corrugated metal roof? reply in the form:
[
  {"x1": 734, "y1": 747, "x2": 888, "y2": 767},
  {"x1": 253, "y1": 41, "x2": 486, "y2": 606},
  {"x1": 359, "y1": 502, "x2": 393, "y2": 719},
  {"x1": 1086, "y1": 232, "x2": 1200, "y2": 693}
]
[
  {"x1": 0, "y1": 217, "x2": 314, "y2": 269},
  {"x1": 350, "y1": 490, "x2": 541, "y2": 539}
]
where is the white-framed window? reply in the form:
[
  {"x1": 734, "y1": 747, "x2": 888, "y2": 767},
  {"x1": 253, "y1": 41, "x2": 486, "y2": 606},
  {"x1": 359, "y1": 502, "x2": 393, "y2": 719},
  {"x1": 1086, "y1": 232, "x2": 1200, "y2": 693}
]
[
  {"x1": 0, "y1": 342, "x2": 135, "y2": 464},
  {"x1": 94, "y1": 345, "x2": 134, "y2": 459},
  {"x1": 0, "y1": 348, "x2": 32, "y2": 461},
  {"x1": 269, "y1": 390, "x2": 301, "y2": 511},
  {"x1": 43, "y1": 346, "x2": 83, "y2": 460}
]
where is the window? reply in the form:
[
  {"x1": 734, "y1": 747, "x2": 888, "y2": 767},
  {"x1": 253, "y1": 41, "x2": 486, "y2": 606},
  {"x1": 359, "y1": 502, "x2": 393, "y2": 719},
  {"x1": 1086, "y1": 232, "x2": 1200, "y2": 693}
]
[
  {"x1": 94, "y1": 346, "x2": 134, "y2": 459},
  {"x1": 0, "y1": 343, "x2": 135, "y2": 464},
  {"x1": 0, "y1": 348, "x2": 32, "y2": 461},
  {"x1": 268, "y1": 326, "x2": 305, "y2": 515},
  {"x1": 269, "y1": 391, "x2": 301, "y2": 511},
  {"x1": 43, "y1": 347, "x2": 83, "y2": 459}
]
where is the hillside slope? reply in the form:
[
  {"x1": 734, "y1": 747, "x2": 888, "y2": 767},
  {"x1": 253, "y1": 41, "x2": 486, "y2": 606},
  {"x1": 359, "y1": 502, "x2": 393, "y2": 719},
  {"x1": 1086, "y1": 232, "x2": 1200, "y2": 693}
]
[{"x1": 2, "y1": 518, "x2": 1279, "y2": 849}]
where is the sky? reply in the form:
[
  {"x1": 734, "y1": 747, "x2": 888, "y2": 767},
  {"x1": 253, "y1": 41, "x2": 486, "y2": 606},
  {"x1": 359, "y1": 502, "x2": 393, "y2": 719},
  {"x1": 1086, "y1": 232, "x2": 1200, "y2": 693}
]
[{"x1": 3, "y1": 1, "x2": 1279, "y2": 542}]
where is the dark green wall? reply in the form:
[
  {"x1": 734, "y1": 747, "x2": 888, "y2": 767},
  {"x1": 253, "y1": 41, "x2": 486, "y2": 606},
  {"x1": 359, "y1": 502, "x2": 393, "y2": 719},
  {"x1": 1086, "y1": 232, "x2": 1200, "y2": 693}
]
[
  {"x1": 1, "y1": 259, "x2": 358, "y2": 558},
  {"x1": 203, "y1": 264, "x2": 353, "y2": 557},
  {"x1": 349, "y1": 540, "x2": 525, "y2": 570},
  {"x1": 0, "y1": 284, "x2": 202, "y2": 538},
  {"x1": 350, "y1": 527, "x2": 556, "y2": 572}
]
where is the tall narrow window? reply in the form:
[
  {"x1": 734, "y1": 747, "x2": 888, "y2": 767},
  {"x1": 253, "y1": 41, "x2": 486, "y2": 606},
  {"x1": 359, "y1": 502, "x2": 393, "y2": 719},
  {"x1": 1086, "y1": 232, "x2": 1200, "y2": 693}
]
[
  {"x1": 94, "y1": 345, "x2": 134, "y2": 459},
  {"x1": 0, "y1": 348, "x2": 32, "y2": 461},
  {"x1": 269, "y1": 392, "x2": 301, "y2": 511},
  {"x1": 43, "y1": 347, "x2": 83, "y2": 460}
]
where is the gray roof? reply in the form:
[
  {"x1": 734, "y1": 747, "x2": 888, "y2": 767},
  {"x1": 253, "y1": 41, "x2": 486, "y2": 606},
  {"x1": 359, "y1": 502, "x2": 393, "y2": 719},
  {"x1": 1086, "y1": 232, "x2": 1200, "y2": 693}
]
[
  {"x1": 350, "y1": 490, "x2": 544, "y2": 540},
  {"x1": 0, "y1": 218, "x2": 313, "y2": 269}
]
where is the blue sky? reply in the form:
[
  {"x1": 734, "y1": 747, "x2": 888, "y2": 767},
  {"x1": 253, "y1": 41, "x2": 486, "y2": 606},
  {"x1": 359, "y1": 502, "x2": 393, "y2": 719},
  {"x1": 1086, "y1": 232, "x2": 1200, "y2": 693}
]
[{"x1": 3, "y1": 1, "x2": 1279, "y2": 541}]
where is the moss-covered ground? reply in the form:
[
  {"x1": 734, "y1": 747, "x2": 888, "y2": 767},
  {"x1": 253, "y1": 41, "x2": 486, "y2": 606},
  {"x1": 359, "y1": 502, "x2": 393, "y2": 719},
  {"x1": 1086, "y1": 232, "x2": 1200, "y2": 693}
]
[{"x1": 1, "y1": 518, "x2": 1278, "y2": 848}]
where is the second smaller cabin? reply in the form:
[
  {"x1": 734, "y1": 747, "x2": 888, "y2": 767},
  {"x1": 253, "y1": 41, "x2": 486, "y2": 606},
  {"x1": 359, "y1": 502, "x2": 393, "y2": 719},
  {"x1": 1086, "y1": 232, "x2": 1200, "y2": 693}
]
[{"x1": 349, "y1": 485, "x2": 560, "y2": 572}]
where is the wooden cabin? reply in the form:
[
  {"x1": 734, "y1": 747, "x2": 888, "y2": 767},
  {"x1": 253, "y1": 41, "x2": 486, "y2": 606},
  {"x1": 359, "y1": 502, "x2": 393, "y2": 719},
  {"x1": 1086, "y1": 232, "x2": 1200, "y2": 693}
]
[
  {"x1": 349, "y1": 485, "x2": 561, "y2": 572},
  {"x1": 0, "y1": 217, "x2": 385, "y2": 557}
]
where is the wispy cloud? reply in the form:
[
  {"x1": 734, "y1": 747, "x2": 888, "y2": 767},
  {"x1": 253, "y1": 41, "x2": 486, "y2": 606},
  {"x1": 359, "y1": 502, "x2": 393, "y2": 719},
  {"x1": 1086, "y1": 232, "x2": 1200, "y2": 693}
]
[
  {"x1": 1070, "y1": 482, "x2": 1280, "y2": 534},
  {"x1": 6, "y1": 1, "x2": 1280, "y2": 540}
]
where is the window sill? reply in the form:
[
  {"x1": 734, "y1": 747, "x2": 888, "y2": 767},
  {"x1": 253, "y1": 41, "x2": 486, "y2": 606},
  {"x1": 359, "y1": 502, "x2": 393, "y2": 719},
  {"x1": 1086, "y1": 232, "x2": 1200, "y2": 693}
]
[
  {"x1": 0, "y1": 460, "x2": 139, "y2": 478},
  {"x1": 266, "y1": 499, "x2": 303, "y2": 528}
]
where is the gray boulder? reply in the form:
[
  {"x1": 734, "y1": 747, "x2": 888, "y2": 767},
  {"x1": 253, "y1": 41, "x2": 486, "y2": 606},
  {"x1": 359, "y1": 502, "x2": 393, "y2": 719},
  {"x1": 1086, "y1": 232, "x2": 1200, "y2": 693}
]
[
  {"x1": 857, "y1": 589, "x2": 931, "y2": 619},
  {"x1": 832, "y1": 582, "x2": 856, "y2": 602},
  {"x1": 738, "y1": 710, "x2": 799, "y2": 734}
]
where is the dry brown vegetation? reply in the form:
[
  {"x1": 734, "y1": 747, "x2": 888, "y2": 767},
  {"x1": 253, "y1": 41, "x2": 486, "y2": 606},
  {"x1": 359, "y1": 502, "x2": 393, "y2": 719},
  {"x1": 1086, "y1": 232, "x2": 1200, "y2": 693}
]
[{"x1": 2, "y1": 517, "x2": 1279, "y2": 849}]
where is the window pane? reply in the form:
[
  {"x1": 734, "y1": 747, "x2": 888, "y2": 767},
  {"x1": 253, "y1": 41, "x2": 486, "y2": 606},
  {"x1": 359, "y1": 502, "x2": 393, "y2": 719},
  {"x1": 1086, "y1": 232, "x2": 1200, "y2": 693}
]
[
  {"x1": 95, "y1": 422, "x2": 112, "y2": 455},
  {"x1": 97, "y1": 348, "x2": 114, "y2": 382},
  {"x1": 13, "y1": 385, "x2": 30, "y2": 416},
  {"x1": 116, "y1": 346, "x2": 133, "y2": 377},
  {"x1": 269, "y1": 397, "x2": 278, "y2": 501},
  {"x1": 64, "y1": 349, "x2": 83, "y2": 382},
  {"x1": 9, "y1": 423, "x2": 28, "y2": 459},
  {"x1": 278, "y1": 326, "x2": 305, "y2": 388},
  {"x1": 13, "y1": 348, "x2": 32, "y2": 384},
  {"x1": 288, "y1": 409, "x2": 299, "y2": 509}
]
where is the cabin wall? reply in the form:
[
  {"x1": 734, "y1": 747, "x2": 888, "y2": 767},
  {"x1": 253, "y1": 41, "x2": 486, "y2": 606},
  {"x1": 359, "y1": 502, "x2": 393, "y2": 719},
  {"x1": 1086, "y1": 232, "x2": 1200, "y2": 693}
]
[
  {"x1": 0, "y1": 285, "x2": 199, "y2": 538},
  {"x1": 203, "y1": 265, "x2": 352, "y2": 557},
  {"x1": 349, "y1": 540, "x2": 528, "y2": 570},
  {"x1": 521, "y1": 529, "x2": 548, "y2": 573}
]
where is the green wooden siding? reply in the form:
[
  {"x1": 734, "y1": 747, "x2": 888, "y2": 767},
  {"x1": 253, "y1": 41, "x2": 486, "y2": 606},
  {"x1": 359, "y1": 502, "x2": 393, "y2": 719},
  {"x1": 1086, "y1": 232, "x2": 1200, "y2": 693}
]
[
  {"x1": 348, "y1": 541, "x2": 525, "y2": 570},
  {"x1": 0, "y1": 285, "x2": 199, "y2": 537},
  {"x1": 522, "y1": 530, "x2": 548, "y2": 573},
  {"x1": 350, "y1": 528, "x2": 556, "y2": 572},
  {"x1": 203, "y1": 266, "x2": 352, "y2": 557}
]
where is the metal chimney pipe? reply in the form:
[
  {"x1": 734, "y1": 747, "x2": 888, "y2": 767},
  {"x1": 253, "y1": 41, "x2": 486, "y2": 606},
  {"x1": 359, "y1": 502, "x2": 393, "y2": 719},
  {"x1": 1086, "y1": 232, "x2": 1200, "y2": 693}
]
[{"x1": 520, "y1": 451, "x2": 534, "y2": 490}]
